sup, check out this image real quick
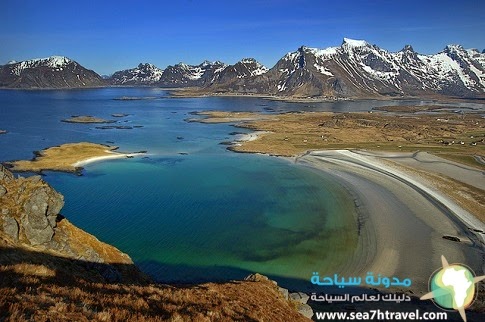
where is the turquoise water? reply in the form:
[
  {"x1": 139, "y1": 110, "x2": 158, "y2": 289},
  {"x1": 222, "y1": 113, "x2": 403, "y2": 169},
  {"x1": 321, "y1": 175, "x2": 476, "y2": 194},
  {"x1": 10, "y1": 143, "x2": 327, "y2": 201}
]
[{"x1": 2, "y1": 88, "x2": 468, "y2": 285}]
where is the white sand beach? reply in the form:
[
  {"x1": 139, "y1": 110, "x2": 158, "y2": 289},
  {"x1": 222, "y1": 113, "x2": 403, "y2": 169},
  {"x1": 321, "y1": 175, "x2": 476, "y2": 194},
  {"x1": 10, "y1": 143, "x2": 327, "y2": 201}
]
[
  {"x1": 72, "y1": 152, "x2": 144, "y2": 167},
  {"x1": 234, "y1": 131, "x2": 270, "y2": 145},
  {"x1": 297, "y1": 150, "x2": 484, "y2": 294}
]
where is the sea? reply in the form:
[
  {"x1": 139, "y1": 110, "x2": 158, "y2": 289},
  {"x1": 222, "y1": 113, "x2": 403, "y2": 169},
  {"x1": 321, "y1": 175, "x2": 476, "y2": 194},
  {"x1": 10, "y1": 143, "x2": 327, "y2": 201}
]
[{"x1": 1, "y1": 88, "x2": 482, "y2": 287}]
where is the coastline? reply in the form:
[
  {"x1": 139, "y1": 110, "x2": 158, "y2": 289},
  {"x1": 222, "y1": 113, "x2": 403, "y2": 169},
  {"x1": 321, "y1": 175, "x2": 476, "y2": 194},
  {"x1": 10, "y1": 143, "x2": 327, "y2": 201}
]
[
  {"x1": 190, "y1": 108, "x2": 484, "y2": 294},
  {"x1": 295, "y1": 149, "x2": 484, "y2": 294},
  {"x1": 71, "y1": 151, "x2": 144, "y2": 167},
  {"x1": 5, "y1": 142, "x2": 146, "y2": 173}
]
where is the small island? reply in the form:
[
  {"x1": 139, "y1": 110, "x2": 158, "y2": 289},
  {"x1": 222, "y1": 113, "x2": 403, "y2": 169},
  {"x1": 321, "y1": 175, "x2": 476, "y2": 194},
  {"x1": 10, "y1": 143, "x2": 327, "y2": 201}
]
[
  {"x1": 6, "y1": 142, "x2": 143, "y2": 173},
  {"x1": 61, "y1": 115, "x2": 115, "y2": 124},
  {"x1": 0, "y1": 130, "x2": 7, "y2": 135}
]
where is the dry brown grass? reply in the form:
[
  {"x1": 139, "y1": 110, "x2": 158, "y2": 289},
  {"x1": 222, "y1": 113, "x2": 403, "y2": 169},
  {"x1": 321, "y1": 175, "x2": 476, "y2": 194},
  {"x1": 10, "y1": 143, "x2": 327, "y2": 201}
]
[
  {"x1": 0, "y1": 255, "x2": 309, "y2": 321},
  {"x1": 7, "y1": 142, "x2": 123, "y2": 172},
  {"x1": 196, "y1": 111, "x2": 485, "y2": 169},
  {"x1": 194, "y1": 111, "x2": 274, "y2": 123},
  {"x1": 53, "y1": 219, "x2": 133, "y2": 264}
]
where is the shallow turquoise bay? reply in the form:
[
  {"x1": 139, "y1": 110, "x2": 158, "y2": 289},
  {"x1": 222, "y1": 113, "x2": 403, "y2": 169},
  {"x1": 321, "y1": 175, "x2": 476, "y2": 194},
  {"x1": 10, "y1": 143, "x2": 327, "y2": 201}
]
[{"x1": 2, "y1": 88, "x2": 477, "y2": 286}]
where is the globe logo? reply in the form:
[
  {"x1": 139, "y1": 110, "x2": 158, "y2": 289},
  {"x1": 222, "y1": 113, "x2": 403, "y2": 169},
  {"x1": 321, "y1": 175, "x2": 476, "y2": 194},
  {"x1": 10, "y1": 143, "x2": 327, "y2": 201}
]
[
  {"x1": 421, "y1": 255, "x2": 485, "y2": 322},
  {"x1": 430, "y1": 264, "x2": 475, "y2": 310}
]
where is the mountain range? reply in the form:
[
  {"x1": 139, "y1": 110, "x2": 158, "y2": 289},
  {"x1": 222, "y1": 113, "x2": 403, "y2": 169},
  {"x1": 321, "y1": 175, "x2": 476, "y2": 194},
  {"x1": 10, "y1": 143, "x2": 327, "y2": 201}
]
[{"x1": 1, "y1": 38, "x2": 484, "y2": 99}]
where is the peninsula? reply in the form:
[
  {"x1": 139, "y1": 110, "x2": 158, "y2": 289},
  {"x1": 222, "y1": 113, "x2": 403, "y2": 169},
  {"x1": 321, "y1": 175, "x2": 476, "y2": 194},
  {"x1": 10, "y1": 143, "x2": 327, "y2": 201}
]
[{"x1": 6, "y1": 142, "x2": 141, "y2": 173}]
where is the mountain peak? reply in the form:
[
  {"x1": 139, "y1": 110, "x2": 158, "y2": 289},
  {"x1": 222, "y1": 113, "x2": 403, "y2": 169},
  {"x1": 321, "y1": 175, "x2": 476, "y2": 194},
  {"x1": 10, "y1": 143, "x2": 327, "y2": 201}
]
[
  {"x1": 342, "y1": 38, "x2": 368, "y2": 48},
  {"x1": 240, "y1": 58, "x2": 257, "y2": 64},
  {"x1": 444, "y1": 44, "x2": 465, "y2": 53},
  {"x1": 9, "y1": 56, "x2": 74, "y2": 77},
  {"x1": 401, "y1": 45, "x2": 415, "y2": 52}
]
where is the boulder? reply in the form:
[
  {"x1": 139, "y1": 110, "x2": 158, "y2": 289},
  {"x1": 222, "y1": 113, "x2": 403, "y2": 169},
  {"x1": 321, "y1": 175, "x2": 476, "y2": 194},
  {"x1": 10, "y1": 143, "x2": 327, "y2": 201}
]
[
  {"x1": 0, "y1": 184, "x2": 6, "y2": 197},
  {"x1": 289, "y1": 292, "x2": 310, "y2": 304},
  {"x1": 21, "y1": 186, "x2": 64, "y2": 245},
  {"x1": 245, "y1": 273, "x2": 273, "y2": 283},
  {"x1": 297, "y1": 303, "x2": 314, "y2": 319},
  {"x1": 2, "y1": 215, "x2": 19, "y2": 240},
  {"x1": 278, "y1": 287, "x2": 289, "y2": 300}
]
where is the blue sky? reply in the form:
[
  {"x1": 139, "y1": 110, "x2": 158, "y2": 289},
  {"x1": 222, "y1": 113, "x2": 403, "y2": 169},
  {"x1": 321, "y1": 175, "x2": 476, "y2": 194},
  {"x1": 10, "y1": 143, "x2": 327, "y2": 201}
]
[{"x1": 1, "y1": 0, "x2": 484, "y2": 75}]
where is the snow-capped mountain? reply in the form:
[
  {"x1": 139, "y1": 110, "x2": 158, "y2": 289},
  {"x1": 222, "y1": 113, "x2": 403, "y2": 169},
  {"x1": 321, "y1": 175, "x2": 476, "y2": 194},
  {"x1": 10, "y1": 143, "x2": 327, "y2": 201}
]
[
  {"x1": 2, "y1": 40, "x2": 483, "y2": 97},
  {"x1": 199, "y1": 58, "x2": 270, "y2": 94},
  {"x1": 109, "y1": 63, "x2": 163, "y2": 85},
  {"x1": 211, "y1": 38, "x2": 485, "y2": 98},
  {"x1": 212, "y1": 58, "x2": 268, "y2": 84},
  {"x1": 158, "y1": 60, "x2": 228, "y2": 87},
  {"x1": 111, "y1": 58, "x2": 268, "y2": 88},
  {"x1": 0, "y1": 56, "x2": 105, "y2": 88}
]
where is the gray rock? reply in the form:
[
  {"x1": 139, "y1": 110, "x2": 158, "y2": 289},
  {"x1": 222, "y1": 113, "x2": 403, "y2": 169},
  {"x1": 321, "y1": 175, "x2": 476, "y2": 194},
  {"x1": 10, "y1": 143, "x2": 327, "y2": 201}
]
[
  {"x1": 20, "y1": 186, "x2": 63, "y2": 245},
  {"x1": 297, "y1": 303, "x2": 314, "y2": 319},
  {"x1": 0, "y1": 165, "x2": 14, "y2": 182},
  {"x1": 22, "y1": 219, "x2": 54, "y2": 246},
  {"x1": 278, "y1": 287, "x2": 289, "y2": 300},
  {"x1": 23, "y1": 188, "x2": 50, "y2": 229},
  {"x1": 2, "y1": 215, "x2": 19, "y2": 240},
  {"x1": 289, "y1": 292, "x2": 310, "y2": 304},
  {"x1": 0, "y1": 184, "x2": 6, "y2": 197}
]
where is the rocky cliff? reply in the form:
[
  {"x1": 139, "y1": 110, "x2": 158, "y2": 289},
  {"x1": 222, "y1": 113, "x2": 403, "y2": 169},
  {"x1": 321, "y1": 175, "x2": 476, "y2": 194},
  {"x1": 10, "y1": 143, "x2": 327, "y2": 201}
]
[{"x1": 0, "y1": 164, "x2": 141, "y2": 283}]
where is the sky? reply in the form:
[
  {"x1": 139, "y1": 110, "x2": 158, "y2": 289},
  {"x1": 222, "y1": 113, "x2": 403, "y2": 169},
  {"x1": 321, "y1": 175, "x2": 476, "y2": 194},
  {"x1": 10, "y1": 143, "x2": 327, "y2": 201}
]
[{"x1": 1, "y1": 0, "x2": 484, "y2": 75}]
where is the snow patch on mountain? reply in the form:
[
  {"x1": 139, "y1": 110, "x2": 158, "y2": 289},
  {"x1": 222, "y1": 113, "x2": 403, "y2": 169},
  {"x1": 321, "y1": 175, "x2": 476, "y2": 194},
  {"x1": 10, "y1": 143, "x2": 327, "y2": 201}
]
[
  {"x1": 110, "y1": 63, "x2": 163, "y2": 85},
  {"x1": 343, "y1": 38, "x2": 369, "y2": 48},
  {"x1": 313, "y1": 63, "x2": 333, "y2": 76},
  {"x1": 11, "y1": 56, "x2": 72, "y2": 76}
]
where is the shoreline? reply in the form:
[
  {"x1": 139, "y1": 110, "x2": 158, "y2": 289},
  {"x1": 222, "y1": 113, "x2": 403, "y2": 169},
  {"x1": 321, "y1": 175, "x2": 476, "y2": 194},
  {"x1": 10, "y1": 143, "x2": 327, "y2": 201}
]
[
  {"x1": 193, "y1": 108, "x2": 484, "y2": 294},
  {"x1": 167, "y1": 88, "x2": 485, "y2": 104},
  {"x1": 295, "y1": 149, "x2": 484, "y2": 294},
  {"x1": 233, "y1": 131, "x2": 270, "y2": 145},
  {"x1": 71, "y1": 151, "x2": 144, "y2": 167},
  {"x1": 5, "y1": 142, "x2": 146, "y2": 173}
]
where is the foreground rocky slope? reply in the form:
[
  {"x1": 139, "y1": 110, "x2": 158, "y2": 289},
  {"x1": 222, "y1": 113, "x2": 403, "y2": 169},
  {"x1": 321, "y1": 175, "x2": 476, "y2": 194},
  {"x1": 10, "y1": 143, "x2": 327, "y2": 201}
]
[
  {"x1": 0, "y1": 165, "x2": 309, "y2": 321},
  {"x1": 0, "y1": 56, "x2": 105, "y2": 88},
  {"x1": 0, "y1": 164, "x2": 141, "y2": 283}
]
